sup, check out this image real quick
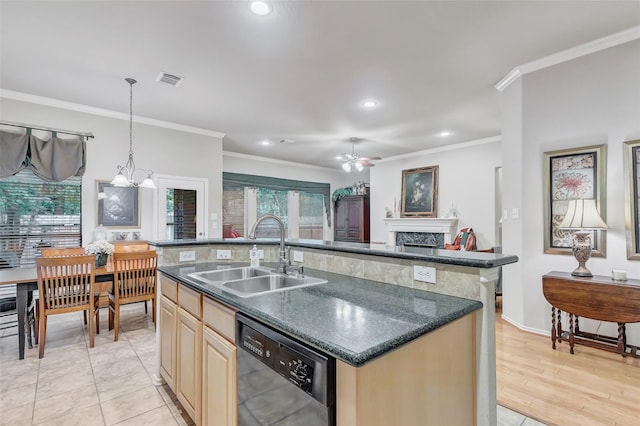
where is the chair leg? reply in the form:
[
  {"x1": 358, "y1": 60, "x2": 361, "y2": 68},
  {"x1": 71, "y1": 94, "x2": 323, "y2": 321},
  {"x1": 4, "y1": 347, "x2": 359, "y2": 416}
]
[
  {"x1": 38, "y1": 314, "x2": 46, "y2": 359},
  {"x1": 108, "y1": 306, "x2": 113, "y2": 331},
  {"x1": 95, "y1": 308, "x2": 100, "y2": 335},
  {"x1": 144, "y1": 300, "x2": 148, "y2": 314},
  {"x1": 113, "y1": 303, "x2": 120, "y2": 342},
  {"x1": 26, "y1": 308, "x2": 33, "y2": 349},
  {"x1": 152, "y1": 298, "x2": 156, "y2": 325},
  {"x1": 34, "y1": 307, "x2": 39, "y2": 345},
  {"x1": 83, "y1": 310, "x2": 87, "y2": 325},
  {"x1": 88, "y1": 308, "x2": 94, "y2": 348}
]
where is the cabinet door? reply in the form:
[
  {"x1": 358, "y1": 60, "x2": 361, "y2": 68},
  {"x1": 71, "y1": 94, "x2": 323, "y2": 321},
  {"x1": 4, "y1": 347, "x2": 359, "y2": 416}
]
[
  {"x1": 346, "y1": 198, "x2": 362, "y2": 238},
  {"x1": 177, "y1": 307, "x2": 203, "y2": 425},
  {"x1": 334, "y1": 200, "x2": 349, "y2": 240},
  {"x1": 202, "y1": 327, "x2": 237, "y2": 426},
  {"x1": 159, "y1": 296, "x2": 177, "y2": 392}
]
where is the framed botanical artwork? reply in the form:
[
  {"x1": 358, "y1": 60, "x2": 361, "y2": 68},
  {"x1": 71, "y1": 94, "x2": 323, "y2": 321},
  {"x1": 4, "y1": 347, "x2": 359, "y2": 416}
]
[
  {"x1": 624, "y1": 139, "x2": 640, "y2": 260},
  {"x1": 401, "y1": 166, "x2": 438, "y2": 217},
  {"x1": 96, "y1": 181, "x2": 140, "y2": 228},
  {"x1": 543, "y1": 145, "x2": 606, "y2": 256}
]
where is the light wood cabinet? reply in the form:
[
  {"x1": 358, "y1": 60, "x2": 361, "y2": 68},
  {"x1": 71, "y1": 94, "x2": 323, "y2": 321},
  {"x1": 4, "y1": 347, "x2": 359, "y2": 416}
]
[
  {"x1": 202, "y1": 326, "x2": 237, "y2": 426},
  {"x1": 177, "y1": 307, "x2": 203, "y2": 425},
  {"x1": 159, "y1": 273, "x2": 238, "y2": 426},
  {"x1": 159, "y1": 295, "x2": 177, "y2": 391}
]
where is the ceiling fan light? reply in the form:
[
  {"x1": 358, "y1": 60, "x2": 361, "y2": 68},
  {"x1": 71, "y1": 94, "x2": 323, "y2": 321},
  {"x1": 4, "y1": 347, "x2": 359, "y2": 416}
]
[
  {"x1": 355, "y1": 162, "x2": 364, "y2": 172},
  {"x1": 342, "y1": 162, "x2": 352, "y2": 172}
]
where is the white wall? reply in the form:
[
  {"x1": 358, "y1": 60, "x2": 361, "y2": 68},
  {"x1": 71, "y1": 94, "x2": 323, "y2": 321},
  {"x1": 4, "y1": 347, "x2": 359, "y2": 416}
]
[
  {"x1": 502, "y1": 39, "x2": 640, "y2": 343},
  {"x1": 223, "y1": 152, "x2": 356, "y2": 239},
  {"x1": 1, "y1": 97, "x2": 224, "y2": 242},
  {"x1": 369, "y1": 139, "x2": 502, "y2": 248}
]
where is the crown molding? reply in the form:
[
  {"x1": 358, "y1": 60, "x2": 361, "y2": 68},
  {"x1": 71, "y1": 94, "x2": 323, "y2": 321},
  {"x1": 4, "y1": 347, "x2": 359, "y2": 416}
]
[
  {"x1": 496, "y1": 25, "x2": 640, "y2": 92},
  {"x1": 223, "y1": 150, "x2": 337, "y2": 172},
  {"x1": 0, "y1": 89, "x2": 226, "y2": 139},
  {"x1": 377, "y1": 135, "x2": 501, "y2": 163}
]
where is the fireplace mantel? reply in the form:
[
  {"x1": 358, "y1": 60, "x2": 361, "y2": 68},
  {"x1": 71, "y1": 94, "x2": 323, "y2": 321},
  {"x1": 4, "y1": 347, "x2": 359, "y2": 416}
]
[{"x1": 383, "y1": 217, "x2": 458, "y2": 246}]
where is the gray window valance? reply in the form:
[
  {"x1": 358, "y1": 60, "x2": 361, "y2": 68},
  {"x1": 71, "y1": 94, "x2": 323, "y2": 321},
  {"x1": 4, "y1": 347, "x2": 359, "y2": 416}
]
[
  {"x1": 223, "y1": 172, "x2": 332, "y2": 225},
  {"x1": 0, "y1": 130, "x2": 86, "y2": 181}
]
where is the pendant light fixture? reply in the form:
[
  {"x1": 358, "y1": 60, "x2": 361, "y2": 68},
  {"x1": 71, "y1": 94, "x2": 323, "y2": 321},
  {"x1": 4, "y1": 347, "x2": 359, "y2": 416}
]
[{"x1": 111, "y1": 78, "x2": 156, "y2": 189}]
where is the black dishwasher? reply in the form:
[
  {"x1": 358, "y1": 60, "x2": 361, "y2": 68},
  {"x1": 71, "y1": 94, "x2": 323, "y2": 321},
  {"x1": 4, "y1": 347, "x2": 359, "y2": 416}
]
[{"x1": 236, "y1": 313, "x2": 336, "y2": 426}]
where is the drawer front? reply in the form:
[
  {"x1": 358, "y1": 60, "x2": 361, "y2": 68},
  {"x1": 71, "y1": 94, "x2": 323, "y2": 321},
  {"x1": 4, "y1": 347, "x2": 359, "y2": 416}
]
[
  {"x1": 203, "y1": 297, "x2": 236, "y2": 342},
  {"x1": 160, "y1": 274, "x2": 178, "y2": 303},
  {"x1": 178, "y1": 284, "x2": 202, "y2": 318}
]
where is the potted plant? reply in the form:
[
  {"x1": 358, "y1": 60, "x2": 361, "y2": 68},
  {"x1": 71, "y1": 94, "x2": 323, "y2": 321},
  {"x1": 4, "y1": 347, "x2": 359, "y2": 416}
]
[{"x1": 85, "y1": 240, "x2": 115, "y2": 267}]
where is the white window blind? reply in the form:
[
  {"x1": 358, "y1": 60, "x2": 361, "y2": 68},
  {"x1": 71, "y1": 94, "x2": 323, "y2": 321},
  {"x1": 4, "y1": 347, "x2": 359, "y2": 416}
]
[{"x1": 0, "y1": 169, "x2": 82, "y2": 268}]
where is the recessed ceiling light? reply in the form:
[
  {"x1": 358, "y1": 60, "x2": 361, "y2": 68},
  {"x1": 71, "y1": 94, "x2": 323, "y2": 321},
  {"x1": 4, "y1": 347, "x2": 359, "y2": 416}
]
[
  {"x1": 260, "y1": 140, "x2": 271, "y2": 146},
  {"x1": 438, "y1": 130, "x2": 452, "y2": 137},
  {"x1": 250, "y1": 1, "x2": 271, "y2": 15},
  {"x1": 362, "y1": 99, "x2": 379, "y2": 109}
]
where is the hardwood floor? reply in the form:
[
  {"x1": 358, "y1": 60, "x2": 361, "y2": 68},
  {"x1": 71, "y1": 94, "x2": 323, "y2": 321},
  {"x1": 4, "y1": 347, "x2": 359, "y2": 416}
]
[{"x1": 496, "y1": 301, "x2": 640, "y2": 426}]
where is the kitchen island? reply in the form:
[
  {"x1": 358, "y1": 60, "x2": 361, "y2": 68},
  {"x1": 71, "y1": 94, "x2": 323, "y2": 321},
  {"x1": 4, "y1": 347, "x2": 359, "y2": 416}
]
[{"x1": 151, "y1": 239, "x2": 518, "y2": 425}]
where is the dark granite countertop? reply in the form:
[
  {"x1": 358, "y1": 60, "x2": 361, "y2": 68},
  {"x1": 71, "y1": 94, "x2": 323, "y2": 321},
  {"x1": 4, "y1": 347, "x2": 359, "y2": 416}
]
[
  {"x1": 159, "y1": 262, "x2": 482, "y2": 367},
  {"x1": 149, "y1": 238, "x2": 518, "y2": 268}
]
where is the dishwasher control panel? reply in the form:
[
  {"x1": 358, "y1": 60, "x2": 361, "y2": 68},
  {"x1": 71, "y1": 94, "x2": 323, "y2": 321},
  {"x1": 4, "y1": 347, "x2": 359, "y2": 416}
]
[{"x1": 236, "y1": 313, "x2": 335, "y2": 406}]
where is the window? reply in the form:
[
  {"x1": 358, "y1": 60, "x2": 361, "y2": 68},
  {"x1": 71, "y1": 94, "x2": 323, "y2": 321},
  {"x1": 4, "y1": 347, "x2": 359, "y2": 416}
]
[
  {"x1": 222, "y1": 172, "x2": 330, "y2": 239},
  {"x1": 257, "y1": 188, "x2": 289, "y2": 237},
  {"x1": 222, "y1": 187, "x2": 245, "y2": 237},
  {"x1": 300, "y1": 192, "x2": 324, "y2": 239},
  {"x1": 0, "y1": 170, "x2": 82, "y2": 268}
]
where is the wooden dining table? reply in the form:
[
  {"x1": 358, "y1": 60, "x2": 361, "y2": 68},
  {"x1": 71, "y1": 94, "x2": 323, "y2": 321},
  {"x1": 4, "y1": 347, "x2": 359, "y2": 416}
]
[{"x1": 0, "y1": 262, "x2": 115, "y2": 360}]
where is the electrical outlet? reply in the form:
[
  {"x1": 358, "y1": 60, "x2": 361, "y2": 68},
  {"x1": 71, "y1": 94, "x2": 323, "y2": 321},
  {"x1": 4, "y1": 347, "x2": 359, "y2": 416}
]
[
  {"x1": 217, "y1": 250, "x2": 232, "y2": 260},
  {"x1": 414, "y1": 265, "x2": 436, "y2": 284},
  {"x1": 257, "y1": 249, "x2": 265, "y2": 260},
  {"x1": 179, "y1": 251, "x2": 195, "y2": 262},
  {"x1": 293, "y1": 250, "x2": 304, "y2": 263}
]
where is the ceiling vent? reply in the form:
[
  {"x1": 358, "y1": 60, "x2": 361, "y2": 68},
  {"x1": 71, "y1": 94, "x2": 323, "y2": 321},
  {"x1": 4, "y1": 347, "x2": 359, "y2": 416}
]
[{"x1": 156, "y1": 72, "x2": 184, "y2": 87}]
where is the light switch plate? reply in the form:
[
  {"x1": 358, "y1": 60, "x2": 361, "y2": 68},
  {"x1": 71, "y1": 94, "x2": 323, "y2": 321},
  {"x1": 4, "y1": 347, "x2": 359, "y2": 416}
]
[
  {"x1": 217, "y1": 250, "x2": 232, "y2": 260},
  {"x1": 503, "y1": 209, "x2": 509, "y2": 220},
  {"x1": 179, "y1": 251, "x2": 196, "y2": 262},
  {"x1": 414, "y1": 266, "x2": 436, "y2": 283},
  {"x1": 257, "y1": 249, "x2": 265, "y2": 260},
  {"x1": 293, "y1": 250, "x2": 304, "y2": 263},
  {"x1": 512, "y1": 207, "x2": 519, "y2": 220}
]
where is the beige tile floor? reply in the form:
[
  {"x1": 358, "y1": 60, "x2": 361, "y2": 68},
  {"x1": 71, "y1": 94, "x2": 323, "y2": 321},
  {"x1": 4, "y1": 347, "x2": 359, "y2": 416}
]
[
  {"x1": 0, "y1": 304, "x2": 192, "y2": 426},
  {"x1": 0, "y1": 304, "x2": 544, "y2": 426}
]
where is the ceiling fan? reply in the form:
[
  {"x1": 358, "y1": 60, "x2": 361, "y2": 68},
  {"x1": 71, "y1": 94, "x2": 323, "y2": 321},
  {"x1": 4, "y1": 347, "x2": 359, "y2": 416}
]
[{"x1": 338, "y1": 138, "x2": 382, "y2": 172}]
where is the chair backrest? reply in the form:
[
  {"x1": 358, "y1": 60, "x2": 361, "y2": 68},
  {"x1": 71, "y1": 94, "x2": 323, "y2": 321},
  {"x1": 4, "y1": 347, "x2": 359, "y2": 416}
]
[
  {"x1": 113, "y1": 242, "x2": 150, "y2": 252},
  {"x1": 40, "y1": 247, "x2": 85, "y2": 257},
  {"x1": 113, "y1": 251, "x2": 158, "y2": 300},
  {"x1": 36, "y1": 255, "x2": 95, "y2": 311}
]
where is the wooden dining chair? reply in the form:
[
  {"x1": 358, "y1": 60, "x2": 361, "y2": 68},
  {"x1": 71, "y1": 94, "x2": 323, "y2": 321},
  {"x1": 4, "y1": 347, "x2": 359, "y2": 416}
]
[
  {"x1": 113, "y1": 243, "x2": 152, "y2": 314},
  {"x1": 40, "y1": 247, "x2": 85, "y2": 257},
  {"x1": 37, "y1": 247, "x2": 94, "y2": 340},
  {"x1": 109, "y1": 250, "x2": 158, "y2": 341},
  {"x1": 36, "y1": 255, "x2": 97, "y2": 358}
]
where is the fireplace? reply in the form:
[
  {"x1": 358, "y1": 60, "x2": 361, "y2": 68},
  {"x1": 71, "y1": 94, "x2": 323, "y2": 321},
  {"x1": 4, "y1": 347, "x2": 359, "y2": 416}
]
[{"x1": 383, "y1": 218, "x2": 458, "y2": 247}]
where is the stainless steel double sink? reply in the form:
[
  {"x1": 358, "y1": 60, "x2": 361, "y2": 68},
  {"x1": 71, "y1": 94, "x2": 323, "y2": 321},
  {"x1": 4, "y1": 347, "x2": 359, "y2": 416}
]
[{"x1": 188, "y1": 266, "x2": 327, "y2": 297}]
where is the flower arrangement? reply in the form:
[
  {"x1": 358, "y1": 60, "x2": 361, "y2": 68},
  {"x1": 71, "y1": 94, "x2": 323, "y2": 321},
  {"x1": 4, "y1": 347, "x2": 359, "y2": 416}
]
[{"x1": 85, "y1": 240, "x2": 115, "y2": 255}]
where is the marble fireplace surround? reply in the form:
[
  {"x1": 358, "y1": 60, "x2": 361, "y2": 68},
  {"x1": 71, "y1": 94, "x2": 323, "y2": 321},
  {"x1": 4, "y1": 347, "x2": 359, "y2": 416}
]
[{"x1": 383, "y1": 217, "x2": 458, "y2": 247}]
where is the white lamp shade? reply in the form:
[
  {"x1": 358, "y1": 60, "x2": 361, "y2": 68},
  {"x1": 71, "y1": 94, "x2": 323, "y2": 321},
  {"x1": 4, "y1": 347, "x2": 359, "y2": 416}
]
[
  {"x1": 139, "y1": 177, "x2": 157, "y2": 189},
  {"x1": 342, "y1": 162, "x2": 352, "y2": 172},
  {"x1": 559, "y1": 199, "x2": 608, "y2": 230},
  {"x1": 354, "y1": 162, "x2": 364, "y2": 172},
  {"x1": 111, "y1": 173, "x2": 130, "y2": 187}
]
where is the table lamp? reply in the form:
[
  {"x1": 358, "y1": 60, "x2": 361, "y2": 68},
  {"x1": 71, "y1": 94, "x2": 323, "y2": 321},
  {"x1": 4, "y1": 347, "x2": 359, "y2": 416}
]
[{"x1": 559, "y1": 199, "x2": 608, "y2": 277}]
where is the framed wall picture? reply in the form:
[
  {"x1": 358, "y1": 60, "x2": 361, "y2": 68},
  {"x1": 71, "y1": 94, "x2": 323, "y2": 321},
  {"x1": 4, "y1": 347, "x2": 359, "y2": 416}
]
[
  {"x1": 624, "y1": 139, "x2": 640, "y2": 260},
  {"x1": 96, "y1": 181, "x2": 140, "y2": 228},
  {"x1": 543, "y1": 145, "x2": 606, "y2": 256},
  {"x1": 401, "y1": 165, "x2": 438, "y2": 217}
]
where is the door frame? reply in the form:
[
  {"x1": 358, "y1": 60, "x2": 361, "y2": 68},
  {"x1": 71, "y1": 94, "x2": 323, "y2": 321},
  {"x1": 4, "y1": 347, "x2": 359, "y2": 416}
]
[{"x1": 154, "y1": 175, "x2": 209, "y2": 240}]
